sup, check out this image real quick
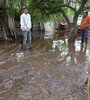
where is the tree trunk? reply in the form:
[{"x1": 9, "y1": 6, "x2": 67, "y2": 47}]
[
  {"x1": 0, "y1": 0, "x2": 13, "y2": 41},
  {"x1": 3, "y1": 11, "x2": 10, "y2": 40},
  {"x1": 68, "y1": 23, "x2": 77, "y2": 42},
  {"x1": 0, "y1": 9, "x2": 12, "y2": 41},
  {"x1": 3, "y1": 25, "x2": 8, "y2": 40}
]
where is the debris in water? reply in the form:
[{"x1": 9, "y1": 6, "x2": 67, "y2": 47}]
[
  {"x1": 48, "y1": 82, "x2": 60, "y2": 90},
  {"x1": 55, "y1": 83, "x2": 60, "y2": 90},
  {"x1": 16, "y1": 52, "x2": 24, "y2": 62},
  {"x1": 16, "y1": 52, "x2": 24, "y2": 56},
  {"x1": 48, "y1": 82, "x2": 54, "y2": 88}
]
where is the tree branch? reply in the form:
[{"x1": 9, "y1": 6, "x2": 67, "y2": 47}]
[
  {"x1": 4, "y1": 0, "x2": 6, "y2": 9},
  {"x1": 36, "y1": 2, "x2": 77, "y2": 13},
  {"x1": 59, "y1": 8, "x2": 71, "y2": 26},
  {"x1": 73, "y1": 0, "x2": 88, "y2": 22},
  {"x1": 84, "y1": 7, "x2": 90, "y2": 10},
  {"x1": 78, "y1": 0, "x2": 88, "y2": 15},
  {"x1": 36, "y1": 4, "x2": 71, "y2": 26},
  {"x1": 60, "y1": 5, "x2": 77, "y2": 13}
]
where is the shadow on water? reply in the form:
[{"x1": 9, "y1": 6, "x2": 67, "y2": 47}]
[{"x1": 0, "y1": 31, "x2": 89, "y2": 100}]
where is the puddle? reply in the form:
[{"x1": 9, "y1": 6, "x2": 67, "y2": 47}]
[
  {"x1": 0, "y1": 31, "x2": 89, "y2": 100},
  {"x1": 0, "y1": 61, "x2": 6, "y2": 65}
]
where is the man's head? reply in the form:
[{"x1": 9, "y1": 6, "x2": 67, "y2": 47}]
[
  {"x1": 83, "y1": 11, "x2": 88, "y2": 16},
  {"x1": 23, "y1": 8, "x2": 28, "y2": 14}
]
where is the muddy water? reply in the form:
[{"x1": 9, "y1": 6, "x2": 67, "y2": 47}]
[{"x1": 0, "y1": 32, "x2": 89, "y2": 100}]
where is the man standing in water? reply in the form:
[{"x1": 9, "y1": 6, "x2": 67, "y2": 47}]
[
  {"x1": 20, "y1": 8, "x2": 32, "y2": 50},
  {"x1": 80, "y1": 11, "x2": 90, "y2": 45}
]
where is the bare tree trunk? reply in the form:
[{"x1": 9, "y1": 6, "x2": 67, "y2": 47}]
[
  {"x1": 4, "y1": 0, "x2": 6, "y2": 8},
  {"x1": 0, "y1": 9, "x2": 12, "y2": 41},
  {"x1": 68, "y1": 23, "x2": 77, "y2": 42},
  {"x1": 3, "y1": 26, "x2": 8, "y2": 40},
  {"x1": 59, "y1": 8, "x2": 78, "y2": 42},
  {"x1": 0, "y1": 0, "x2": 13, "y2": 41}
]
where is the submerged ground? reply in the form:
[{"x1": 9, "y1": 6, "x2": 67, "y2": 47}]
[{"x1": 0, "y1": 31, "x2": 90, "y2": 100}]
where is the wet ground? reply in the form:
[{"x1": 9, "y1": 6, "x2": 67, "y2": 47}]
[{"x1": 0, "y1": 31, "x2": 90, "y2": 100}]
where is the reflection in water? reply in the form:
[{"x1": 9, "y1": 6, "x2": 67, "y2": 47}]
[
  {"x1": 68, "y1": 43, "x2": 76, "y2": 65},
  {"x1": 44, "y1": 32, "x2": 54, "y2": 39},
  {"x1": 77, "y1": 44, "x2": 87, "y2": 64},
  {"x1": 75, "y1": 40, "x2": 81, "y2": 51},
  {"x1": 68, "y1": 43, "x2": 87, "y2": 65},
  {"x1": 52, "y1": 39, "x2": 87, "y2": 66},
  {"x1": 44, "y1": 35, "x2": 53, "y2": 39},
  {"x1": 16, "y1": 52, "x2": 24, "y2": 63}
]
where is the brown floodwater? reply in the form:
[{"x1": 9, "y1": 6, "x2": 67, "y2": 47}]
[{"x1": 0, "y1": 31, "x2": 90, "y2": 100}]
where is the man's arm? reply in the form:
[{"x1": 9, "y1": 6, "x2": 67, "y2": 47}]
[
  {"x1": 30, "y1": 15, "x2": 32, "y2": 29},
  {"x1": 87, "y1": 16, "x2": 90, "y2": 29},
  {"x1": 86, "y1": 16, "x2": 90, "y2": 29},
  {"x1": 27, "y1": 14, "x2": 32, "y2": 30}
]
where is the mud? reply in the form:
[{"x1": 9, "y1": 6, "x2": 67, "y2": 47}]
[{"x1": 0, "y1": 31, "x2": 89, "y2": 100}]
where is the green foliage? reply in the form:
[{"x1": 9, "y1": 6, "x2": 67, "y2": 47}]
[
  {"x1": 30, "y1": 0, "x2": 65, "y2": 21},
  {"x1": 0, "y1": 1, "x2": 3, "y2": 8},
  {"x1": 1, "y1": 0, "x2": 89, "y2": 21}
]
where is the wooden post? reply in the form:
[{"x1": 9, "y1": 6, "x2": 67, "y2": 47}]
[{"x1": 88, "y1": 62, "x2": 90, "y2": 100}]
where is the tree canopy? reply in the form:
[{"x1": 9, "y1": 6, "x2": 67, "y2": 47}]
[
  {"x1": 31, "y1": 0, "x2": 90, "y2": 23},
  {"x1": 0, "y1": 0, "x2": 90, "y2": 22}
]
